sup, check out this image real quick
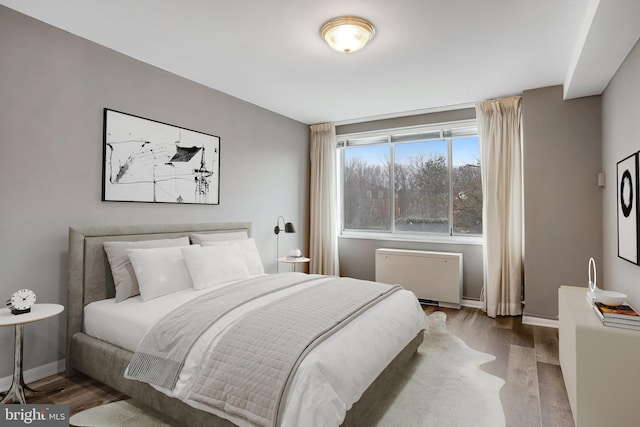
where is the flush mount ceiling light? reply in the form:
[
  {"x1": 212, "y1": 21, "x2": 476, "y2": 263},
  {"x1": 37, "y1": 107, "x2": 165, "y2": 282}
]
[{"x1": 320, "y1": 16, "x2": 375, "y2": 54}]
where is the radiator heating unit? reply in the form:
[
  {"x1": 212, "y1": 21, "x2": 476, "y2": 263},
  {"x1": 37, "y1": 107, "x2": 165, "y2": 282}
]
[{"x1": 375, "y1": 248, "x2": 463, "y2": 308}]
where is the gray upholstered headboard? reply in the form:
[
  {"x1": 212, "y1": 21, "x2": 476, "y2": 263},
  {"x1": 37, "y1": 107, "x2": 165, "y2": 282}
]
[{"x1": 66, "y1": 222, "x2": 251, "y2": 366}]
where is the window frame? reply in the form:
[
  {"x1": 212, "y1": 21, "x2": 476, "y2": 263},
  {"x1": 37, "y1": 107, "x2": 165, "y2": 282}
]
[{"x1": 338, "y1": 120, "x2": 482, "y2": 242}]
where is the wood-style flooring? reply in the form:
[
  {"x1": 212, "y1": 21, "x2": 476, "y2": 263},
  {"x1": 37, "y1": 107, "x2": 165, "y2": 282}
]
[
  {"x1": 21, "y1": 306, "x2": 574, "y2": 427},
  {"x1": 423, "y1": 305, "x2": 575, "y2": 427}
]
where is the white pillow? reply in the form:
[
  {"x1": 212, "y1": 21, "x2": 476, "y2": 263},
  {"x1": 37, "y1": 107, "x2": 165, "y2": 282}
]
[
  {"x1": 189, "y1": 231, "x2": 248, "y2": 245},
  {"x1": 202, "y1": 238, "x2": 264, "y2": 275},
  {"x1": 181, "y1": 244, "x2": 250, "y2": 290},
  {"x1": 103, "y1": 237, "x2": 190, "y2": 302},
  {"x1": 126, "y1": 246, "x2": 193, "y2": 301}
]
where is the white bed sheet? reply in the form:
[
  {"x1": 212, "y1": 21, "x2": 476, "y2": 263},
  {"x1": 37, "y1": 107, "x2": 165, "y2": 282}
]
[
  {"x1": 84, "y1": 274, "x2": 427, "y2": 427},
  {"x1": 84, "y1": 278, "x2": 250, "y2": 352}
]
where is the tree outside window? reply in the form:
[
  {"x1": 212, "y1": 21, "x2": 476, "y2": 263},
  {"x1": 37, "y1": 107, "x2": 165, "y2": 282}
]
[{"x1": 341, "y1": 128, "x2": 482, "y2": 237}]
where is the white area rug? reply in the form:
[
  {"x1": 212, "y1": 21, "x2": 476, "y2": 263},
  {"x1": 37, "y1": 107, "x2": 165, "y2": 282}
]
[
  {"x1": 373, "y1": 310, "x2": 506, "y2": 427},
  {"x1": 70, "y1": 311, "x2": 505, "y2": 427},
  {"x1": 70, "y1": 399, "x2": 174, "y2": 427}
]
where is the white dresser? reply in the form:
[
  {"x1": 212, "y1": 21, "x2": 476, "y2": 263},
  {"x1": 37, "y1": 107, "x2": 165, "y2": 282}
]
[{"x1": 558, "y1": 286, "x2": 640, "y2": 427}]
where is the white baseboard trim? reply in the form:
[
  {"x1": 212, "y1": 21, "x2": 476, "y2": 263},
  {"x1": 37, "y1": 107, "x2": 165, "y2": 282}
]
[
  {"x1": 462, "y1": 299, "x2": 484, "y2": 309},
  {"x1": 522, "y1": 315, "x2": 558, "y2": 328},
  {"x1": 0, "y1": 359, "x2": 66, "y2": 391}
]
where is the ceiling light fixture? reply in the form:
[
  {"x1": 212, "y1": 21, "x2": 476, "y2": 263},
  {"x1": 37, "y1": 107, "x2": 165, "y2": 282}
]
[{"x1": 320, "y1": 16, "x2": 375, "y2": 54}]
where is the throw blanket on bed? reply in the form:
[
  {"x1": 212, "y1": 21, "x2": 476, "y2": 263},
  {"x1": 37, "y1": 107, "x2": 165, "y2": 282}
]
[
  {"x1": 188, "y1": 277, "x2": 401, "y2": 427},
  {"x1": 126, "y1": 273, "x2": 321, "y2": 389}
]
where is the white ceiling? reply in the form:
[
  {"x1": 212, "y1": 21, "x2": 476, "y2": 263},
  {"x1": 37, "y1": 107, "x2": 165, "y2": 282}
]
[{"x1": 1, "y1": 0, "x2": 639, "y2": 125}]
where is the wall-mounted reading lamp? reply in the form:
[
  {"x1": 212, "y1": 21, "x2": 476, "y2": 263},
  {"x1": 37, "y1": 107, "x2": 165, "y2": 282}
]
[{"x1": 274, "y1": 216, "x2": 295, "y2": 272}]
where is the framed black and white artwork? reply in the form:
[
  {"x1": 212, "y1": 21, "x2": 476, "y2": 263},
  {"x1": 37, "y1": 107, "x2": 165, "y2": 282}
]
[
  {"x1": 617, "y1": 152, "x2": 639, "y2": 264},
  {"x1": 102, "y1": 109, "x2": 220, "y2": 205}
]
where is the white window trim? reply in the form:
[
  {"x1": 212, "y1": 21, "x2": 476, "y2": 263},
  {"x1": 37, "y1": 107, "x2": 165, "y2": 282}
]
[
  {"x1": 338, "y1": 119, "x2": 481, "y2": 242},
  {"x1": 339, "y1": 231, "x2": 484, "y2": 246}
]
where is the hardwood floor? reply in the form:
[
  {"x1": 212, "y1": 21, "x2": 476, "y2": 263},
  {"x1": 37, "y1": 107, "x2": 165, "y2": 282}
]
[
  {"x1": 25, "y1": 374, "x2": 126, "y2": 417},
  {"x1": 423, "y1": 305, "x2": 575, "y2": 427},
  {"x1": 21, "y1": 306, "x2": 574, "y2": 427}
]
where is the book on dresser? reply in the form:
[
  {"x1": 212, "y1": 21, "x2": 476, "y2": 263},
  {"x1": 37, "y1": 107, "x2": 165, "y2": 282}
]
[{"x1": 592, "y1": 301, "x2": 640, "y2": 330}]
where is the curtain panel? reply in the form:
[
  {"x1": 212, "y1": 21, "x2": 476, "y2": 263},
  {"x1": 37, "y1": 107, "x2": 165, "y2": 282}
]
[
  {"x1": 309, "y1": 123, "x2": 339, "y2": 275},
  {"x1": 476, "y1": 96, "x2": 523, "y2": 317}
]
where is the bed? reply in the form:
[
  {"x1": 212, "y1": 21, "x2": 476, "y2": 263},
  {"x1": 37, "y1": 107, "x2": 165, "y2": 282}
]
[{"x1": 66, "y1": 222, "x2": 426, "y2": 426}]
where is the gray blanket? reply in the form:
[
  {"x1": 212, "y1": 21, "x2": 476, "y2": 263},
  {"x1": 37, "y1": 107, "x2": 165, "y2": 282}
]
[
  {"x1": 188, "y1": 277, "x2": 400, "y2": 427},
  {"x1": 126, "y1": 273, "x2": 320, "y2": 389}
]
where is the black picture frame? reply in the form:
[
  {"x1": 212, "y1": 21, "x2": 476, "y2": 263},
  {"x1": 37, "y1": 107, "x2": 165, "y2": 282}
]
[
  {"x1": 617, "y1": 152, "x2": 639, "y2": 264},
  {"x1": 102, "y1": 109, "x2": 220, "y2": 205}
]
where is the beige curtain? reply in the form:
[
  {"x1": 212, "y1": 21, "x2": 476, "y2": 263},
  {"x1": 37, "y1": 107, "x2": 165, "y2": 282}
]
[
  {"x1": 476, "y1": 96, "x2": 523, "y2": 317},
  {"x1": 309, "y1": 123, "x2": 339, "y2": 275}
]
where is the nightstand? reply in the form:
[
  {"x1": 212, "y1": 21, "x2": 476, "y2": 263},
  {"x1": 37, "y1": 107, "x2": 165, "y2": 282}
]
[
  {"x1": 559, "y1": 286, "x2": 640, "y2": 427},
  {"x1": 0, "y1": 303, "x2": 64, "y2": 404},
  {"x1": 278, "y1": 257, "x2": 310, "y2": 273}
]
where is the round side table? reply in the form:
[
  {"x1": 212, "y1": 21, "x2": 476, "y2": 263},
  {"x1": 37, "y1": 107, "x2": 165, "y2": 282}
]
[
  {"x1": 0, "y1": 303, "x2": 64, "y2": 404},
  {"x1": 278, "y1": 257, "x2": 310, "y2": 273}
]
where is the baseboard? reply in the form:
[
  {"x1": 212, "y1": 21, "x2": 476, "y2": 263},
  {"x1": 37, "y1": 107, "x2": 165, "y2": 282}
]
[
  {"x1": 420, "y1": 299, "x2": 483, "y2": 309},
  {"x1": 462, "y1": 299, "x2": 483, "y2": 309},
  {"x1": 522, "y1": 315, "x2": 558, "y2": 328},
  {"x1": 438, "y1": 299, "x2": 558, "y2": 328},
  {"x1": 0, "y1": 359, "x2": 66, "y2": 390}
]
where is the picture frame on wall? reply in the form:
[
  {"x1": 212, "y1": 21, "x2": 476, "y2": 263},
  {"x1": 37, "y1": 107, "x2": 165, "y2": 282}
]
[
  {"x1": 617, "y1": 152, "x2": 639, "y2": 264},
  {"x1": 102, "y1": 109, "x2": 220, "y2": 205}
]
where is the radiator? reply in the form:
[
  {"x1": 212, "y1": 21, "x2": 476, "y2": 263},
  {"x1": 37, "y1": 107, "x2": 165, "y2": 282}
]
[{"x1": 375, "y1": 248, "x2": 463, "y2": 308}]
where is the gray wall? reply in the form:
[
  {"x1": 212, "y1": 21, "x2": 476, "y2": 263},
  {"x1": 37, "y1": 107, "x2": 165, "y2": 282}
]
[
  {"x1": 337, "y1": 108, "x2": 476, "y2": 135},
  {"x1": 0, "y1": 6, "x2": 308, "y2": 378},
  {"x1": 522, "y1": 86, "x2": 602, "y2": 319},
  {"x1": 602, "y1": 38, "x2": 640, "y2": 308}
]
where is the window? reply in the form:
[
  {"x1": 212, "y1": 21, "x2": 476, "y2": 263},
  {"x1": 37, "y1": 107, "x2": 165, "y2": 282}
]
[{"x1": 339, "y1": 122, "x2": 482, "y2": 237}]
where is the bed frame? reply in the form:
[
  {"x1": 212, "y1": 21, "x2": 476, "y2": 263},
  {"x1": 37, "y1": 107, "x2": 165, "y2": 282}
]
[{"x1": 66, "y1": 222, "x2": 423, "y2": 426}]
